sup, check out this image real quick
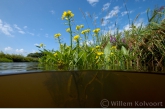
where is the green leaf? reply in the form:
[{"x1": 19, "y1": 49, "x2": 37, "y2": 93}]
[
  {"x1": 104, "y1": 41, "x2": 111, "y2": 60},
  {"x1": 121, "y1": 46, "x2": 128, "y2": 55}
]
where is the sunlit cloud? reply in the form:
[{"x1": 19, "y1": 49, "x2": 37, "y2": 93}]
[
  {"x1": 34, "y1": 43, "x2": 39, "y2": 46},
  {"x1": 4, "y1": 46, "x2": 13, "y2": 51},
  {"x1": 87, "y1": 0, "x2": 99, "y2": 6},
  {"x1": 16, "y1": 49, "x2": 25, "y2": 53},
  {"x1": 101, "y1": 19, "x2": 109, "y2": 26},
  {"x1": 14, "y1": 24, "x2": 25, "y2": 34},
  {"x1": 102, "y1": 3, "x2": 110, "y2": 11},
  {"x1": 121, "y1": 11, "x2": 133, "y2": 16},
  {"x1": 50, "y1": 10, "x2": 55, "y2": 15},
  {"x1": 123, "y1": 18, "x2": 144, "y2": 30},
  {"x1": 27, "y1": 32, "x2": 34, "y2": 36},
  {"x1": 23, "y1": 26, "x2": 27, "y2": 29},
  {"x1": 0, "y1": 19, "x2": 13, "y2": 36},
  {"x1": 45, "y1": 33, "x2": 49, "y2": 37},
  {"x1": 104, "y1": 6, "x2": 120, "y2": 20}
]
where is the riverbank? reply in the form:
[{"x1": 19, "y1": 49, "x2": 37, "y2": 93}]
[{"x1": 0, "y1": 52, "x2": 38, "y2": 62}]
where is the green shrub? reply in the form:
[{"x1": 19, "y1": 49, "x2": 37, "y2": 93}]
[{"x1": 0, "y1": 58, "x2": 13, "y2": 62}]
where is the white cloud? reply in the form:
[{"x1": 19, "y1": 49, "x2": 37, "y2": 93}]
[
  {"x1": 27, "y1": 32, "x2": 34, "y2": 36},
  {"x1": 4, "y1": 47, "x2": 13, "y2": 51},
  {"x1": 18, "y1": 30, "x2": 25, "y2": 34},
  {"x1": 121, "y1": 11, "x2": 133, "y2": 16},
  {"x1": 87, "y1": 0, "x2": 99, "y2": 6},
  {"x1": 141, "y1": 10, "x2": 147, "y2": 14},
  {"x1": 32, "y1": 50, "x2": 37, "y2": 53},
  {"x1": 34, "y1": 43, "x2": 39, "y2": 46},
  {"x1": 94, "y1": 16, "x2": 98, "y2": 20},
  {"x1": 50, "y1": 10, "x2": 55, "y2": 15},
  {"x1": 80, "y1": 40, "x2": 94, "y2": 46},
  {"x1": 104, "y1": 6, "x2": 120, "y2": 20},
  {"x1": 123, "y1": 24, "x2": 130, "y2": 30},
  {"x1": 45, "y1": 34, "x2": 49, "y2": 37},
  {"x1": 14, "y1": 24, "x2": 25, "y2": 34},
  {"x1": 102, "y1": 3, "x2": 110, "y2": 11},
  {"x1": 123, "y1": 18, "x2": 144, "y2": 30},
  {"x1": 101, "y1": 19, "x2": 109, "y2": 26},
  {"x1": 23, "y1": 26, "x2": 27, "y2": 29},
  {"x1": 0, "y1": 19, "x2": 13, "y2": 36},
  {"x1": 16, "y1": 49, "x2": 24, "y2": 53},
  {"x1": 86, "y1": 40, "x2": 94, "y2": 45}
]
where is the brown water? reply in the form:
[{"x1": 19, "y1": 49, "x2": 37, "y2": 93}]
[{"x1": 0, "y1": 70, "x2": 165, "y2": 108}]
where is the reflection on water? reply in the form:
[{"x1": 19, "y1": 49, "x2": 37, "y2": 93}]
[
  {"x1": 0, "y1": 62, "x2": 165, "y2": 75},
  {"x1": 0, "y1": 62, "x2": 42, "y2": 74}
]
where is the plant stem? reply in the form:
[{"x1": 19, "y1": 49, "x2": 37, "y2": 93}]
[{"x1": 68, "y1": 19, "x2": 73, "y2": 49}]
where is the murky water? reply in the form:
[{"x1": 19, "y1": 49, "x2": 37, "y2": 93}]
[
  {"x1": 0, "y1": 62, "x2": 41, "y2": 74},
  {"x1": 0, "y1": 71, "x2": 165, "y2": 108}
]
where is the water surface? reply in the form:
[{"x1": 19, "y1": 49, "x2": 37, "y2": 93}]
[{"x1": 0, "y1": 62, "x2": 41, "y2": 74}]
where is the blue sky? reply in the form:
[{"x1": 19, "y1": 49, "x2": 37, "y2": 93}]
[{"x1": 0, "y1": 0, "x2": 164, "y2": 56}]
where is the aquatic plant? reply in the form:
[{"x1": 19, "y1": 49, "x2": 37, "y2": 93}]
[{"x1": 37, "y1": 6, "x2": 165, "y2": 71}]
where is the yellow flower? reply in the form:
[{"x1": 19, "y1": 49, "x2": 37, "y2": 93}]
[
  {"x1": 80, "y1": 25, "x2": 84, "y2": 28},
  {"x1": 111, "y1": 52, "x2": 114, "y2": 55},
  {"x1": 93, "y1": 28, "x2": 100, "y2": 34},
  {"x1": 54, "y1": 53, "x2": 57, "y2": 56},
  {"x1": 96, "y1": 52, "x2": 104, "y2": 56},
  {"x1": 66, "y1": 28, "x2": 70, "y2": 32},
  {"x1": 92, "y1": 48, "x2": 95, "y2": 51},
  {"x1": 62, "y1": 10, "x2": 74, "y2": 20},
  {"x1": 81, "y1": 29, "x2": 90, "y2": 34},
  {"x1": 40, "y1": 43, "x2": 44, "y2": 47},
  {"x1": 95, "y1": 56, "x2": 99, "y2": 59},
  {"x1": 111, "y1": 46, "x2": 117, "y2": 49},
  {"x1": 81, "y1": 30, "x2": 85, "y2": 34},
  {"x1": 76, "y1": 25, "x2": 81, "y2": 30},
  {"x1": 73, "y1": 35, "x2": 80, "y2": 41},
  {"x1": 96, "y1": 45, "x2": 100, "y2": 49},
  {"x1": 86, "y1": 29, "x2": 90, "y2": 33},
  {"x1": 76, "y1": 25, "x2": 84, "y2": 30},
  {"x1": 54, "y1": 33, "x2": 61, "y2": 38}
]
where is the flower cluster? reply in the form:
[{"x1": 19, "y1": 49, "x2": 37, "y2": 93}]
[
  {"x1": 81, "y1": 29, "x2": 90, "y2": 34},
  {"x1": 76, "y1": 25, "x2": 84, "y2": 30},
  {"x1": 66, "y1": 28, "x2": 70, "y2": 32},
  {"x1": 96, "y1": 45, "x2": 100, "y2": 49},
  {"x1": 40, "y1": 43, "x2": 44, "y2": 48},
  {"x1": 95, "y1": 51, "x2": 104, "y2": 59},
  {"x1": 111, "y1": 46, "x2": 117, "y2": 50},
  {"x1": 110, "y1": 36, "x2": 117, "y2": 43},
  {"x1": 62, "y1": 10, "x2": 74, "y2": 20},
  {"x1": 54, "y1": 33, "x2": 61, "y2": 38},
  {"x1": 93, "y1": 28, "x2": 100, "y2": 34},
  {"x1": 73, "y1": 35, "x2": 80, "y2": 41},
  {"x1": 54, "y1": 53, "x2": 57, "y2": 56},
  {"x1": 96, "y1": 51, "x2": 104, "y2": 56}
]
